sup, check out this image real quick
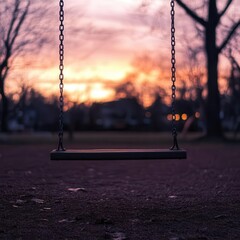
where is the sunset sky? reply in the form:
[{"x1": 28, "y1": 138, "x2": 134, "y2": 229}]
[{"x1": 5, "y1": 0, "x2": 240, "y2": 106}]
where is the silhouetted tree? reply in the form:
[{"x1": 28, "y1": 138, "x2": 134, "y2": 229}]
[
  {"x1": 0, "y1": 0, "x2": 49, "y2": 132},
  {"x1": 226, "y1": 49, "x2": 240, "y2": 135},
  {"x1": 115, "y1": 79, "x2": 140, "y2": 100},
  {"x1": 176, "y1": 0, "x2": 240, "y2": 137},
  {"x1": 227, "y1": 49, "x2": 240, "y2": 97}
]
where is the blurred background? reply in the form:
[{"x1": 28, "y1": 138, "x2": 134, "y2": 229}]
[{"x1": 0, "y1": 0, "x2": 239, "y2": 140}]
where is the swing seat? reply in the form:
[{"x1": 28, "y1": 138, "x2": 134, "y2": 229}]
[{"x1": 50, "y1": 148, "x2": 187, "y2": 160}]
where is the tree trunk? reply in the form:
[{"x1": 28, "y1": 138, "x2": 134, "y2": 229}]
[
  {"x1": 205, "y1": 0, "x2": 222, "y2": 137},
  {"x1": 0, "y1": 79, "x2": 9, "y2": 132},
  {"x1": 175, "y1": 0, "x2": 239, "y2": 138}
]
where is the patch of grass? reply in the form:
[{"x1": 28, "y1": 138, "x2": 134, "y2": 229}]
[{"x1": 0, "y1": 131, "x2": 238, "y2": 146}]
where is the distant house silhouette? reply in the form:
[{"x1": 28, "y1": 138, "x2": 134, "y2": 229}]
[{"x1": 90, "y1": 98, "x2": 144, "y2": 130}]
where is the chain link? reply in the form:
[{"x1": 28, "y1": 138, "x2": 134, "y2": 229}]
[
  {"x1": 57, "y1": 0, "x2": 65, "y2": 151},
  {"x1": 170, "y1": 0, "x2": 179, "y2": 150}
]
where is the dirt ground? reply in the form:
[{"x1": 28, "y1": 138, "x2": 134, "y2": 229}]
[{"x1": 0, "y1": 133, "x2": 240, "y2": 240}]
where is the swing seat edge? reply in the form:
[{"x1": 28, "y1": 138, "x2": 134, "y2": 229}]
[{"x1": 50, "y1": 148, "x2": 187, "y2": 160}]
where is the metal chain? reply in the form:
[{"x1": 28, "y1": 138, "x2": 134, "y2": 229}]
[
  {"x1": 56, "y1": 0, "x2": 178, "y2": 151},
  {"x1": 170, "y1": 0, "x2": 179, "y2": 150},
  {"x1": 57, "y1": 0, "x2": 65, "y2": 151}
]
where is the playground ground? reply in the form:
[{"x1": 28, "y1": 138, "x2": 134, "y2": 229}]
[{"x1": 0, "y1": 132, "x2": 240, "y2": 240}]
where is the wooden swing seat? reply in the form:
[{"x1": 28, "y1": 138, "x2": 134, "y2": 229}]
[{"x1": 50, "y1": 148, "x2": 187, "y2": 160}]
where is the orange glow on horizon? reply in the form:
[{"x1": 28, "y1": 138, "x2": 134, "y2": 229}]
[{"x1": 26, "y1": 60, "x2": 170, "y2": 107}]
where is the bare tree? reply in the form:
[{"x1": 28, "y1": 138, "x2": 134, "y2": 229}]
[
  {"x1": 0, "y1": 0, "x2": 50, "y2": 132},
  {"x1": 115, "y1": 79, "x2": 140, "y2": 100},
  {"x1": 175, "y1": 0, "x2": 240, "y2": 137},
  {"x1": 225, "y1": 48, "x2": 240, "y2": 135}
]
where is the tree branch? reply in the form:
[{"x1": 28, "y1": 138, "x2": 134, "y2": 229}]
[
  {"x1": 218, "y1": 20, "x2": 240, "y2": 53},
  {"x1": 2, "y1": 66, "x2": 10, "y2": 83},
  {"x1": 6, "y1": 0, "x2": 20, "y2": 47},
  {"x1": 175, "y1": 0, "x2": 206, "y2": 27},
  {"x1": 10, "y1": 1, "x2": 30, "y2": 48},
  {"x1": 230, "y1": 53, "x2": 240, "y2": 72},
  {"x1": 218, "y1": 0, "x2": 233, "y2": 20}
]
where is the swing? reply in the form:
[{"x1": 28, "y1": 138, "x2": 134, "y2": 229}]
[{"x1": 50, "y1": 0, "x2": 187, "y2": 160}]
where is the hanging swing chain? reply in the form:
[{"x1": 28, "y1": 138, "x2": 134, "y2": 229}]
[
  {"x1": 170, "y1": 0, "x2": 179, "y2": 150},
  {"x1": 56, "y1": 0, "x2": 179, "y2": 151},
  {"x1": 57, "y1": 0, "x2": 65, "y2": 151}
]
